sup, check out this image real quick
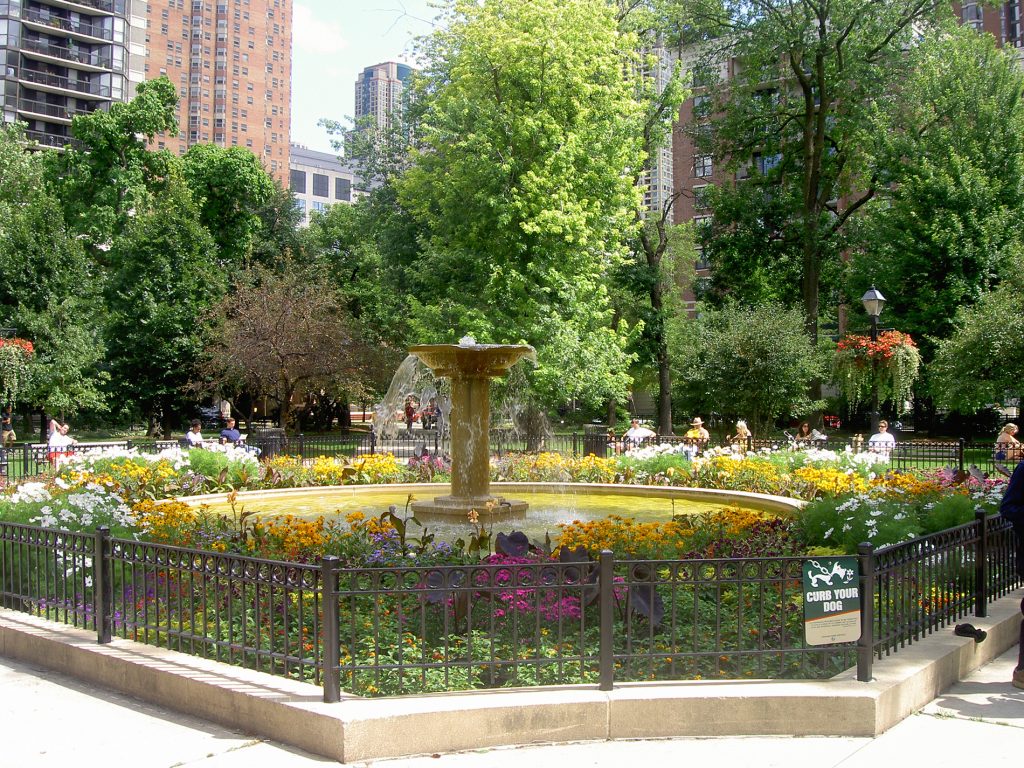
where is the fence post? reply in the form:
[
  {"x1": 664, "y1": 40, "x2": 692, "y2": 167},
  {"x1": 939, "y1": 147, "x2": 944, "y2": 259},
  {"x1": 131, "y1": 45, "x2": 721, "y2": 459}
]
[
  {"x1": 22, "y1": 443, "x2": 30, "y2": 480},
  {"x1": 957, "y1": 437, "x2": 965, "y2": 475},
  {"x1": 573, "y1": 432, "x2": 579, "y2": 458},
  {"x1": 598, "y1": 549, "x2": 614, "y2": 691},
  {"x1": 974, "y1": 510, "x2": 988, "y2": 618},
  {"x1": 369, "y1": 429, "x2": 377, "y2": 456},
  {"x1": 856, "y1": 542, "x2": 874, "y2": 682},
  {"x1": 94, "y1": 526, "x2": 112, "y2": 644},
  {"x1": 321, "y1": 555, "x2": 341, "y2": 703},
  {"x1": 298, "y1": 432, "x2": 305, "y2": 459}
]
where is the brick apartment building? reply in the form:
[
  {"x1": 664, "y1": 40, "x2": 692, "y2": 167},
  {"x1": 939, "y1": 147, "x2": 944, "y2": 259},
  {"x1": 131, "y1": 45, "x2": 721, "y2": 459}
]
[{"x1": 142, "y1": 0, "x2": 292, "y2": 182}]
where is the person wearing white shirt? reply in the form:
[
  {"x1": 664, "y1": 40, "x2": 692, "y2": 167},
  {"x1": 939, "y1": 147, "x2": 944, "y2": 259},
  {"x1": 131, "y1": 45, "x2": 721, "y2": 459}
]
[
  {"x1": 185, "y1": 419, "x2": 205, "y2": 448},
  {"x1": 868, "y1": 420, "x2": 896, "y2": 458},
  {"x1": 622, "y1": 419, "x2": 656, "y2": 449}
]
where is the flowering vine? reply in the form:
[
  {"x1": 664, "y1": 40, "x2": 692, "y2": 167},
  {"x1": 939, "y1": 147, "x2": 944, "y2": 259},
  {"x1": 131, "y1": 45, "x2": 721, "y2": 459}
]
[
  {"x1": 831, "y1": 330, "x2": 920, "y2": 411},
  {"x1": 0, "y1": 338, "x2": 34, "y2": 406}
]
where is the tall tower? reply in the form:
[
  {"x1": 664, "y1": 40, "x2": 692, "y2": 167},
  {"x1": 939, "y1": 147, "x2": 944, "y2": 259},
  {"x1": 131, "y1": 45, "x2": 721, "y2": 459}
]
[
  {"x1": 354, "y1": 60, "x2": 412, "y2": 132},
  {"x1": 142, "y1": 0, "x2": 292, "y2": 181},
  {"x1": 0, "y1": 0, "x2": 147, "y2": 148}
]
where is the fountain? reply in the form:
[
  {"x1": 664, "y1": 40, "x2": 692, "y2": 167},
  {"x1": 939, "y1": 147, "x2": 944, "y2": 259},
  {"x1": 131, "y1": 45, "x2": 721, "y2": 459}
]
[{"x1": 408, "y1": 336, "x2": 535, "y2": 516}]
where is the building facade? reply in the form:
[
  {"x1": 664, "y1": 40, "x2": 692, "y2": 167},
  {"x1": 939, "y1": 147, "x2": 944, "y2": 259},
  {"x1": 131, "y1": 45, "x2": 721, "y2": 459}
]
[
  {"x1": 289, "y1": 142, "x2": 362, "y2": 226},
  {"x1": 0, "y1": 0, "x2": 147, "y2": 148},
  {"x1": 141, "y1": 0, "x2": 292, "y2": 181},
  {"x1": 354, "y1": 60, "x2": 411, "y2": 132}
]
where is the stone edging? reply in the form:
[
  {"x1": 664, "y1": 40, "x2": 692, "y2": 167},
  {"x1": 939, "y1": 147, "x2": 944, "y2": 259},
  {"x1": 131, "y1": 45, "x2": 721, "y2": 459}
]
[{"x1": 1, "y1": 593, "x2": 1019, "y2": 763}]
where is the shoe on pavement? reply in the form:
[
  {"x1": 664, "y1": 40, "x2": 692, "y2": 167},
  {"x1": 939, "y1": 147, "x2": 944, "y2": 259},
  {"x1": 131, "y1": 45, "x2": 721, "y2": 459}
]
[{"x1": 1013, "y1": 668, "x2": 1024, "y2": 690}]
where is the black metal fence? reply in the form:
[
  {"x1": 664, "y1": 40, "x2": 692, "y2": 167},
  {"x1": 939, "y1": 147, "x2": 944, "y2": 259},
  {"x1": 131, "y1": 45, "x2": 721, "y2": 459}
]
[
  {"x1": 1, "y1": 513, "x2": 1018, "y2": 699},
  {"x1": 0, "y1": 431, "x2": 1013, "y2": 484}
]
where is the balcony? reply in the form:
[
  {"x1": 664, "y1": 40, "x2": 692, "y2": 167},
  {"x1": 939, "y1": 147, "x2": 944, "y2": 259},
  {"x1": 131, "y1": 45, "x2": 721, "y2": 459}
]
[
  {"x1": 22, "y1": 8, "x2": 114, "y2": 42},
  {"x1": 21, "y1": 37, "x2": 114, "y2": 71},
  {"x1": 17, "y1": 67, "x2": 112, "y2": 98},
  {"x1": 22, "y1": 128, "x2": 79, "y2": 150},
  {"x1": 17, "y1": 97, "x2": 96, "y2": 123},
  {"x1": 48, "y1": 0, "x2": 123, "y2": 15}
]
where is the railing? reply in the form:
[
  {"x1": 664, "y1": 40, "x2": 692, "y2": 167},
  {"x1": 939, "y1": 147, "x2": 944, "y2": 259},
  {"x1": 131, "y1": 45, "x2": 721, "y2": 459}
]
[
  {"x1": 17, "y1": 67, "x2": 112, "y2": 97},
  {"x1": 20, "y1": 37, "x2": 113, "y2": 69},
  {"x1": 21, "y1": 8, "x2": 114, "y2": 41},
  {"x1": 1, "y1": 514, "x2": 1018, "y2": 699},
  {"x1": 17, "y1": 98, "x2": 94, "y2": 120},
  {"x1": 0, "y1": 429, "x2": 1014, "y2": 482}
]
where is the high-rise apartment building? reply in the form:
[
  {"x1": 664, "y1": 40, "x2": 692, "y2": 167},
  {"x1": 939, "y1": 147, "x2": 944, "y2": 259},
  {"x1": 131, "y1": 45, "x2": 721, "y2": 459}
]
[
  {"x1": 354, "y1": 60, "x2": 412, "y2": 132},
  {"x1": 142, "y1": 0, "x2": 292, "y2": 181},
  {"x1": 0, "y1": 0, "x2": 147, "y2": 148}
]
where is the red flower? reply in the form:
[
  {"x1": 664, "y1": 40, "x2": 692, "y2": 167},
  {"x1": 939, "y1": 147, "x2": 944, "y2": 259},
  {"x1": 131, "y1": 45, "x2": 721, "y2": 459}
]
[{"x1": 0, "y1": 338, "x2": 34, "y2": 356}]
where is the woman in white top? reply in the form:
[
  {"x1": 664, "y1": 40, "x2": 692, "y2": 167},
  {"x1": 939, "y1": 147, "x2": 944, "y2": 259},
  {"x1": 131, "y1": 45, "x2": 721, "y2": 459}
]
[
  {"x1": 995, "y1": 423, "x2": 1020, "y2": 463},
  {"x1": 185, "y1": 419, "x2": 205, "y2": 448},
  {"x1": 47, "y1": 422, "x2": 75, "y2": 465}
]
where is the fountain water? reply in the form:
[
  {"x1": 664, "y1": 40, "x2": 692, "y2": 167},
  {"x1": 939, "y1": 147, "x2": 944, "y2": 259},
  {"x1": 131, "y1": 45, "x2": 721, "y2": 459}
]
[{"x1": 408, "y1": 336, "x2": 535, "y2": 516}]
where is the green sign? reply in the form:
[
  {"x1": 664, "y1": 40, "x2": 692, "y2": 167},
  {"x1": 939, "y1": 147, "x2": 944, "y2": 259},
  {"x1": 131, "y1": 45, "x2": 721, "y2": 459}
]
[{"x1": 802, "y1": 557, "x2": 861, "y2": 646}]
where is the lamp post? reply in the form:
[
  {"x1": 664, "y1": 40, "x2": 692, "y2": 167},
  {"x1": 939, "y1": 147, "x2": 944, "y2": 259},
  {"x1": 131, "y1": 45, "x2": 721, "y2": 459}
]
[{"x1": 861, "y1": 285, "x2": 886, "y2": 433}]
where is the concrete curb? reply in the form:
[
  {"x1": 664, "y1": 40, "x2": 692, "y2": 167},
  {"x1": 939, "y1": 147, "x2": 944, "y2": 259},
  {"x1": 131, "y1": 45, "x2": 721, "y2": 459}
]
[{"x1": 1, "y1": 592, "x2": 1020, "y2": 763}]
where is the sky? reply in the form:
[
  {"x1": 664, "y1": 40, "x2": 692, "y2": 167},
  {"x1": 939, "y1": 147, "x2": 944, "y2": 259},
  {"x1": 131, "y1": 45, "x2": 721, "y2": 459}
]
[{"x1": 290, "y1": 0, "x2": 439, "y2": 155}]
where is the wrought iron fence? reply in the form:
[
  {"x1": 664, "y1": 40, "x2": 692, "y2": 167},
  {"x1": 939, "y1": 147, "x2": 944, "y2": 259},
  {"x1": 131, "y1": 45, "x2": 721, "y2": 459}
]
[
  {"x1": 1, "y1": 514, "x2": 1018, "y2": 700},
  {"x1": 1, "y1": 429, "x2": 1016, "y2": 484}
]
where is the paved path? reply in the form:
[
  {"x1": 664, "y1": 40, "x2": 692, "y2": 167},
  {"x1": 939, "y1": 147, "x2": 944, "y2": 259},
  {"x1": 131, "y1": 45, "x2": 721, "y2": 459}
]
[{"x1": 1, "y1": 646, "x2": 1020, "y2": 767}]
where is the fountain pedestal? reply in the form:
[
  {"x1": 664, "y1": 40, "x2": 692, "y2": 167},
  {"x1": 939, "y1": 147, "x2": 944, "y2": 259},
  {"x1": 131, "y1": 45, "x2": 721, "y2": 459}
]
[{"x1": 408, "y1": 342, "x2": 533, "y2": 517}]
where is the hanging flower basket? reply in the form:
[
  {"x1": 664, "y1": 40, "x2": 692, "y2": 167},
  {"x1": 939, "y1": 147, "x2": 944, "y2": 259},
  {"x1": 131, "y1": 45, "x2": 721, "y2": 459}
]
[
  {"x1": 0, "y1": 338, "x2": 34, "y2": 407},
  {"x1": 832, "y1": 330, "x2": 920, "y2": 411}
]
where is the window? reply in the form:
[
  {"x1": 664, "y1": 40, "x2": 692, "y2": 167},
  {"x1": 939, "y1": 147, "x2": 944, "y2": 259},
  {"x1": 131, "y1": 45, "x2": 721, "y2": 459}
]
[
  {"x1": 693, "y1": 215, "x2": 712, "y2": 236},
  {"x1": 289, "y1": 169, "x2": 306, "y2": 193},
  {"x1": 694, "y1": 155, "x2": 713, "y2": 178},
  {"x1": 961, "y1": 3, "x2": 983, "y2": 29},
  {"x1": 312, "y1": 173, "x2": 329, "y2": 197},
  {"x1": 692, "y1": 94, "x2": 711, "y2": 118},
  {"x1": 335, "y1": 177, "x2": 351, "y2": 202},
  {"x1": 693, "y1": 184, "x2": 712, "y2": 210}
]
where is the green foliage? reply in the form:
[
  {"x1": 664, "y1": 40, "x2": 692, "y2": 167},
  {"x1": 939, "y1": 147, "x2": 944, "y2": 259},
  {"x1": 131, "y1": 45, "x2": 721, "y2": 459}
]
[
  {"x1": 691, "y1": 0, "x2": 948, "y2": 341},
  {"x1": 396, "y1": 0, "x2": 646, "y2": 407},
  {"x1": 105, "y1": 173, "x2": 223, "y2": 426},
  {"x1": 929, "y1": 270, "x2": 1024, "y2": 411},
  {"x1": 181, "y1": 144, "x2": 276, "y2": 268},
  {"x1": 50, "y1": 77, "x2": 179, "y2": 249},
  {"x1": 0, "y1": 122, "x2": 107, "y2": 415},
  {"x1": 848, "y1": 26, "x2": 1024, "y2": 364},
  {"x1": 670, "y1": 303, "x2": 825, "y2": 431}
]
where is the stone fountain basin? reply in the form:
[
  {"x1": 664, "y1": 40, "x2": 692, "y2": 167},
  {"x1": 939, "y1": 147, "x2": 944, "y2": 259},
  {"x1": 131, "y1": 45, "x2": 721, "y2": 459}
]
[{"x1": 181, "y1": 483, "x2": 804, "y2": 543}]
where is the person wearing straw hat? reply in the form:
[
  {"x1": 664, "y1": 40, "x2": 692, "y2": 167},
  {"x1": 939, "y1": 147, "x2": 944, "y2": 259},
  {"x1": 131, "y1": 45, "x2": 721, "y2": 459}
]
[{"x1": 684, "y1": 416, "x2": 710, "y2": 442}]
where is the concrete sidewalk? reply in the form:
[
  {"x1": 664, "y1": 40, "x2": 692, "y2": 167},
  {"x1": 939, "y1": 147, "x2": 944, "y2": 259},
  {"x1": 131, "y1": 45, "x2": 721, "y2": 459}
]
[{"x1": 1, "y1": 644, "x2": 1020, "y2": 767}]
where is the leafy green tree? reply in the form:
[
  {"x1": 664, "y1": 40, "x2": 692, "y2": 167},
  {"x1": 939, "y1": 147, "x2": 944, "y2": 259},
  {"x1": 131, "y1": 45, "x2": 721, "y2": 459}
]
[
  {"x1": 671, "y1": 303, "x2": 825, "y2": 432},
  {"x1": 105, "y1": 174, "x2": 223, "y2": 434},
  {"x1": 929, "y1": 268, "x2": 1024, "y2": 413},
  {"x1": 249, "y1": 180, "x2": 305, "y2": 269},
  {"x1": 48, "y1": 77, "x2": 179, "y2": 251},
  {"x1": 181, "y1": 144, "x2": 277, "y2": 268},
  {"x1": 397, "y1": 0, "x2": 646, "y2": 408},
  {"x1": 847, "y1": 26, "x2": 1024, "y2": 363},
  {"x1": 0, "y1": 123, "x2": 107, "y2": 421},
  {"x1": 692, "y1": 0, "x2": 948, "y2": 342}
]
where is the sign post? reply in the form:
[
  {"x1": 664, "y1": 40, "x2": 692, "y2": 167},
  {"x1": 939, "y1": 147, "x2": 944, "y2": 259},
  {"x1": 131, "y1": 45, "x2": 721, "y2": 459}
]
[{"x1": 803, "y1": 557, "x2": 861, "y2": 646}]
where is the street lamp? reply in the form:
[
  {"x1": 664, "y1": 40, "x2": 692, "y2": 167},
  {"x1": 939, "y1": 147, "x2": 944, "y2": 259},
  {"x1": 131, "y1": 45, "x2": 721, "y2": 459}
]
[{"x1": 861, "y1": 285, "x2": 886, "y2": 433}]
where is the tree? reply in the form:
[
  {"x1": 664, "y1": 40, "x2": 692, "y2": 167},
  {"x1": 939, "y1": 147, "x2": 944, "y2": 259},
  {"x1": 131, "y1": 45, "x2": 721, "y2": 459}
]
[
  {"x1": 615, "y1": 3, "x2": 690, "y2": 432},
  {"x1": 846, "y1": 26, "x2": 1024, "y2": 364},
  {"x1": 396, "y1": 0, "x2": 647, "y2": 408},
  {"x1": 48, "y1": 77, "x2": 179, "y2": 251},
  {"x1": 105, "y1": 174, "x2": 223, "y2": 434},
  {"x1": 199, "y1": 266, "x2": 376, "y2": 429},
  {"x1": 671, "y1": 304, "x2": 824, "y2": 432},
  {"x1": 181, "y1": 144, "x2": 277, "y2": 269},
  {"x1": 0, "y1": 123, "x2": 107, "y2": 420},
  {"x1": 929, "y1": 269, "x2": 1024, "y2": 413},
  {"x1": 692, "y1": 0, "x2": 948, "y2": 343}
]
